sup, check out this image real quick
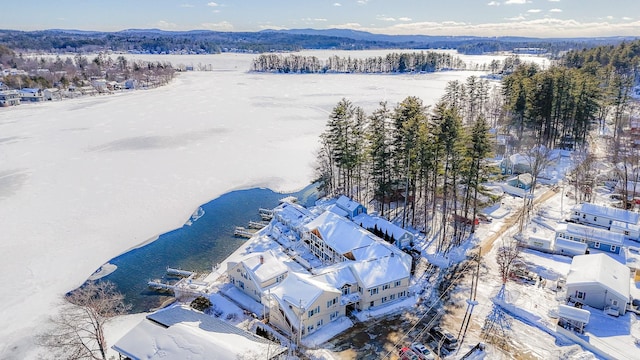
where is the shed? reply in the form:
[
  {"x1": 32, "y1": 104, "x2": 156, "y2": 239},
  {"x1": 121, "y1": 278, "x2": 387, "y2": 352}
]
[
  {"x1": 557, "y1": 304, "x2": 590, "y2": 333},
  {"x1": 554, "y1": 237, "x2": 587, "y2": 256},
  {"x1": 507, "y1": 173, "x2": 533, "y2": 190},
  {"x1": 565, "y1": 253, "x2": 630, "y2": 315}
]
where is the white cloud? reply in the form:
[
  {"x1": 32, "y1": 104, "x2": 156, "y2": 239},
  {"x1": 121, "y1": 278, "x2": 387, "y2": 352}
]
[
  {"x1": 333, "y1": 2, "x2": 342, "y2": 6},
  {"x1": 357, "y1": 0, "x2": 369, "y2": 4},
  {"x1": 201, "y1": 21, "x2": 233, "y2": 30},
  {"x1": 606, "y1": 15, "x2": 614, "y2": 20},
  {"x1": 377, "y1": 15, "x2": 396, "y2": 22},
  {"x1": 549, "y1": 8, "x2": 562, "y2": 13},
  {"x1": 623, "y1": 17, "x2": 633, "y2": 21},
  {"x1": 348, "y1": 17, "x2": 640, "y2": 38},
  {"x1": 527, "y1": 9, "x2": 542, "y2": 13},
  {"x1": 505, "y1": 0, "x2": 528, "y2": 4},
  {"x1": 398, "y1": 17, "x2": 412, "y2": 22},
  {"x1": 207, "y1": 2, "x2": 219, "y2": 7},
  {"x1": 487, "y1": 1, "x2": 500, "y2": 6}
]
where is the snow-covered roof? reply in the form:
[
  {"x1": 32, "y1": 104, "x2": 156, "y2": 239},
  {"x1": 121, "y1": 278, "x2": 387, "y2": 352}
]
[
  {"x1": 240, "y1": 249, "x2": 288, "y2": 284},
  {"x1": 327, "y1": 203, "x2": 349, "y2": 218},
  {"x1": 610, "y1": 220, "x2": 640, "y2": 233},
  {"x1": 269, "y1": 271, "x2": 340, "y2": 312},
  {"x1": 273, "y1": 202, "x2": 315, "y2": 228},
  {"x1": 571, "y1": 202, "x2": 640, "y2": 224},
  {"x1": 304, "y1": 211, "x2": 376, "y2": 255},
  {"x1": 336, "y1": 195, "x2": 363, "y2": 213},
  {"x1": 557, "y1": 223, "x2": 625, "y2": 246},
  {"x1": 554, "y1": 237, "x2": 588, "y2": 253},
  {"x1": 557, "y1": 304, "x2": 590, "y2": 324},
  {"x1": 112, "y1": 306, "x2": 284, "y2": 360},
  {"x1": 312, "y1": 263, "x2": 357, "y2": 288},
  {"x1": 566, "y1": 254, "x2": 630, "y2": 302},
  {"x1": 508, "y1": 173, "x2": 533, "y2": 185},
  {"x1": 353, "y1": 213, "x2": 413, "y2": 243},
  {"x1": 350, "y1": 253, "x2": 411, "y2": 289}
]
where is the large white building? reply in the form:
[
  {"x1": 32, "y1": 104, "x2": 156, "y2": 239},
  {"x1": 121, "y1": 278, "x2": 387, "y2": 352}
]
[
  {"x1": 565, "y1": 254, "x2": 631, "y2": 315},
  {"x1": 569, "y1": 202, "x2": 640, "y2": 230}
]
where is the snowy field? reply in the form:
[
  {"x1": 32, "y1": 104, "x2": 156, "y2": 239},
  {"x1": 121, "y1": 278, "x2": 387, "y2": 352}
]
[{"x1": 0, "y1": 51, "x2": 552, "y2": 359}]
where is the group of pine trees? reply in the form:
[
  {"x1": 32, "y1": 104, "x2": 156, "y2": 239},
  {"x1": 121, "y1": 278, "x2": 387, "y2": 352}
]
[
  {"x1": 315, "y1": 76, "x2": 494, "y2": 254},
  {"x1": 251, "y1": 51, "x2": 466, "y2": 74}
]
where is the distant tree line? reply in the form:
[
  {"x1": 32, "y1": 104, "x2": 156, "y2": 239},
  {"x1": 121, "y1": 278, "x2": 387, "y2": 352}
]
[
  {"x1": 251, "y1": 52, "x2": 466, "y2": 73},
  {"x1": 0, "y1": 29, "x2": 631, "y2": 55},
  {"x1": 0, "y1": 45, "x2": 175, "y2": 90},
  {"x1": 315, "y1": 76, "x2": 496, "y2": 254}
]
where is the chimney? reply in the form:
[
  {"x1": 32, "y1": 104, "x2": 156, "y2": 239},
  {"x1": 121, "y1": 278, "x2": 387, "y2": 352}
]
[{"x1": 259, "y1": 255, "x2": 264, "y2": 264}]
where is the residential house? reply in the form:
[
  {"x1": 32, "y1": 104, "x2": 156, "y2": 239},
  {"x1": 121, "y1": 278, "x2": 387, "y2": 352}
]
[
  {"x1": 43, "y1": 88, "x2": 61, "y2": 101},
  {"x1": 565, "y1": 253, "x2": 630, "y2": 315},
  {"x1": 266, "y1": 272, "x2": 344, "y2": 339},
  {"x1": 0, "y1": 90, "x2": 20, "y2": 106},
  {"x1": 500, "y1": 153, "x2": 532, "y2": 175},
  {"x1": 569, "y1": 202, "x2": 640, "y2": 230},
  {"x1": 329, "y1": 195, "x2": 367, "y2": 220},
  {"x1": 19, "y1": 88, "x2": 43, "y2": 102},
  {"x1": 556, "y1": 222, "x2": 624, "y2": 254},
  {"x1": 227, "y1": 250, "x2": 289, "y2": 304},
  {"x1": 507, "y1": 173, "x2": 533, "y2": 190},
  {"x1": 112, "y1": 305, "x2": 285, "y2": 360},
  {"x1": 353, "y1": 213, "x2": 414, "y2": 249},
  {"x1": 610, "y1": 220, "x2": 640, "y2": 242}
]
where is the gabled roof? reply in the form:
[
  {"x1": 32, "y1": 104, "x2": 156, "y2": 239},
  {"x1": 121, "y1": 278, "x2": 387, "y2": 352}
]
[
  {"x1": 336, "y1": 195, "x2": 364, "y2": 213},
  {"x1": 269, "y1": 271, "x2": 340, "y2": 312},
  {"x1": 312, "y1": 262, "x2": 357, "y2": 289},
  {"x1": 566, "y1": 254, "x2": 630, "y2": 302},
  {"x1": 273, "y1": 202, "x2": 315, "y2": 228},
  {"x1": 571, "y1": 202, "x2": 640, "y2": 224},
  {"x1": 558, "y1": 304, "x2": 590, "y2": 324},
  {"x1": 304, "y1": 211, "x2": 376, "y2": 255},
  {"x1": 240, "y1": 250, "x2": 288, "y2": 285},
  {"x1": 353, "y1": 213, "x2": 413, "y2": 242},
  {"x1": 350, "y1": 253, "x2": 411, "y2": 289}
]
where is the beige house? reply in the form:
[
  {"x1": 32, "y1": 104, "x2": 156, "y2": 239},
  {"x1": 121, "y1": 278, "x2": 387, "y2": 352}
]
[
  {"x1": 266, "y1": 272, "x2": 343, "y2": 339},
  {"x1": 227, "y1": 250, "x2": 288, "y2": 303}
]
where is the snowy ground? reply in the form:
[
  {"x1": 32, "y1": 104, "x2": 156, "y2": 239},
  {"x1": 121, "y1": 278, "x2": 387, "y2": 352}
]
[{"x1": 1, "y1": 51, "x2": 542, "y2": 359}]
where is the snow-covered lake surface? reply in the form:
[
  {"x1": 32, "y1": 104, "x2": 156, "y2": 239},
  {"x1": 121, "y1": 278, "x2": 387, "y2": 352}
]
[{"x1": 1, "y1": 51, "x2": 550, "y2": 359}]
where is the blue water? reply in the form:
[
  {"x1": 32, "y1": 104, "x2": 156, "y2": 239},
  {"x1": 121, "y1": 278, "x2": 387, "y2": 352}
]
[{"x1": 100, "y1": 184, "x2": 318, "y2": 313}]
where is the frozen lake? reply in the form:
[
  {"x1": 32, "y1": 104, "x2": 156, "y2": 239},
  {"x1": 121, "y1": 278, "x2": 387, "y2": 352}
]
[{"x1": 0, "y1": 51, "x2": 545, "y2": 358}]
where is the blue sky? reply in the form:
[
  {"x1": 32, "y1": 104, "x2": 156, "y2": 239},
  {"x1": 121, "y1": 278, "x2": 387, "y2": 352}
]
[{"x1": 5, "y1": 0, "x2": 640, "y2": 37}]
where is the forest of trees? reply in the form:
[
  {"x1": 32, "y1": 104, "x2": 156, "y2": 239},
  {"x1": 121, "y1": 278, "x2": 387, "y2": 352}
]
[
  {"x1": 315, "y1": 76, "x2": 495, "y2": 254},
  {"x1": 314, "y1": 39, "x2": 640, "y2": 253},
  {"x1": 251, "y1": 52, "x2": 466, "y2": 73}
]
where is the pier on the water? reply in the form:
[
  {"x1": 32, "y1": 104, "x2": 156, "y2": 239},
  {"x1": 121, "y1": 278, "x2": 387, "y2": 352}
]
[
  {"x1": 234, "y1": 226, "x2": 253, "y2": 238},
  {"x1": 148, "y1": 267, "x2": 213, "y2": 298},
  {"x1": 258, "y1": 208, "x2": 273, "y2": 221},
  {"x1": 247, "y1": 220, "x2": 269, "y2": 229}
]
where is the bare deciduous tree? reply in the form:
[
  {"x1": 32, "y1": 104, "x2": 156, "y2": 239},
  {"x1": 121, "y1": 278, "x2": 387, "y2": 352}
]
[
  {"x1": 496, "y1": 238, "x2": 523, "y2": 284},
  {"x1": 38, "y1": 281, "x2": 130, "y2": 360}
]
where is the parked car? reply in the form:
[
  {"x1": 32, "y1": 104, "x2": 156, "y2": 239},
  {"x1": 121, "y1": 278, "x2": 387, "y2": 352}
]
[
  {"x1": 410, "y1": 342, "x2": 435, "y2": 360},
  {"x1": 399, "y1": 346, "x2": 420, "y2": 360},
  {"x1": 477, "y1": 212, "x2": 493, "y2": 223},
  {"x1": 430, "y1": 326, "x2": 459, "y2": 351}
]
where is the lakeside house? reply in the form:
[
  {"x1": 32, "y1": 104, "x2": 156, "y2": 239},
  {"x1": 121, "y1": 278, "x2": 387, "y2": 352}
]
[
  {"x1": 224, "y1": 196, "x2": 413, "y2": 340},
  {"x1": 0, "y1": 90, "x2": 20, "y2": 106},
  {"x1": 507, "y1": 173, "x2": 533, "y2": 191},
  {"x1": 112, "y1": 305, "x2": 285, "y2": 359},
  {"x1": 19, "y1": 88, "x2": 44, "y2": 102},
  {"x1": 565, "y1": 253, "x2": 631, "y2": 316}
]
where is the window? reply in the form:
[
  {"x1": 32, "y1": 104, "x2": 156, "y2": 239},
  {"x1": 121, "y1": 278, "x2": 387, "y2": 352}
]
[
  {"x1": 342, "y1": 286, "x2": 350, "y2": 295},
  {"x1": 383, "y1": 284, "x2": 390, "y2": 291},
  {"x1": 577, "y1": 291, "x2": 585, "y2": 299},
  {"x1": 276, "y1": 274, "x2": 285, "y2": 283},
  {"x1": 369, "y1": 287, "x2": 379, "y2": 296},
  {"x1": 327, "y1": 298, "x2": 337, "y2": 308},
  {"x1": 398, "y1": 291, "x2": 406, "y2": 298},
  {"x1": 582, "y1": 214, "x2": 586, "y2": 219},
  {"x1": 239, "y1": 281, "x2": 244, "y2": 290},
  {"x1": 381, "y1": 296, "x2": 388, "y2": 303},
  {"x1": 593, "y1": 216, "x2": 597, "y2": 222},
  {"x1": 308, "y1": 306, "x2": 320, "y2": 318},
  {"x1": 317, "y1": 319, "x2": 323, "y2": 327},
  {"x1": 390, "y1": 294, "x2": 396, "y2": 300},
  {"x1": 612, "y1": 300, "x2": 619, "y2": 307},
  {"x1": 611, "y1": 245, "x2": 617, "y2": 252},
  {"x1": 625, "y1": 231, "x2": 630, "y2": 236},
  {"x1": 370, "y1": 301, "x2": 374, "y2": 308},
  {"x1": 330, "y1": 311, "x2": 339, "y2": 320},
  {"x1": 594, "y1": 242, "x2": 600, "y2": 249},
  {"x1": 307, "y1": 325, "x2": 314, "y2": 333},
  {"x1": 394, "y1": 280, "x2": 402, "y2": 287}
]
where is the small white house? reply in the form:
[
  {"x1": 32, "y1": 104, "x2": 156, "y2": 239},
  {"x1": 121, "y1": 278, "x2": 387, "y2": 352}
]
[
  {"x1": 569, "y1": 202, "x2": 640, "y2": 230},
  {"x1": 565, "y1": 253, "x2": 630, "y2": 315},
  {"x1": 226, "y1": 250, "x2": 289, "y2": 303},
  {"x1": 610, "y1": 220, "x2": 640, "y2": 242}
]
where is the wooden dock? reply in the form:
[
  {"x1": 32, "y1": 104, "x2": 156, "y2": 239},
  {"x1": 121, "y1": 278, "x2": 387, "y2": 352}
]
[
  {"x1": 234, "y1": 226, "x2": 253, "y2": 238},
  {"x1": 258, "y1": 208, "x2": 273, "y2": 221},
  {"x1": 248, "y1": 220, "x2": 269, "y2": 229}
]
